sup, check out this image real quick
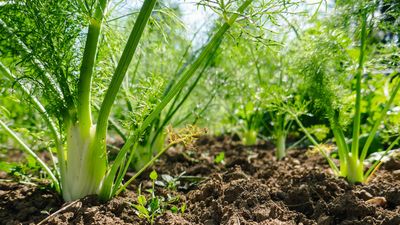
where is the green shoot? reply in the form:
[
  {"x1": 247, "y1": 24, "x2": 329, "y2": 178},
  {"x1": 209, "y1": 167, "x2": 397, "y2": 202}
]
[
  {"x1": 133, "y1": 170, "x2": 186, "y2": 224},
  {"x1": 214, "y1": 152, "x2": 226, "y2": 164}
]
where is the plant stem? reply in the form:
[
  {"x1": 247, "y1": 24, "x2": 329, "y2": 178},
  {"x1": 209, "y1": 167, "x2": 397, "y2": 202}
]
[
  {"x1": 364, "y1": 135, "x2": 400, "y2": 181},
  {"x1": 93, "y1": 103, "x2": 127, "y2": 141},
  {"x1": 331, "y1": 127, "x2": 349, "y2": 177},
  {"x1": 115, "y1": 141, "x2": 175, "y2": 196},
  {"x1": 287, "y1": 135, "x2": 306, "y2": 150},
  {"x1": 243, "y1": 130, "x2": 258, "y2": 146},
  {"x1": 97, "y1": 0, "x2": 158, "y2": 200},
  {"x1": 78, "y1": 0, "x2": 109, "y2": 136},
  {"x1": 95, "y1": 0, "x2": 157, "y2": 154},
  {"x1": 351, "y1": 11, "x2": 367, "y2": 159},
  {"x1": 275, "y1": 132, "x2": 286, "y2": 160},
  {"x1": 346, "y1": 156, "x2": 364, "y2": 183},
  {"x1": 294, "y1": 115, "x2": 340, "y2": 175}
]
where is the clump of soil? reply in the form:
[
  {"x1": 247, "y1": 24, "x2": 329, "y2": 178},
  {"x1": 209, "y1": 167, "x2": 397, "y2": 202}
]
[{"x1": 1, "y1": 136, "x2": 400, "y2": 225}]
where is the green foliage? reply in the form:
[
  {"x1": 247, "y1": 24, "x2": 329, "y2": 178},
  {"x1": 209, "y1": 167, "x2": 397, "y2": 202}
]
[
  {"x1": 292, "y1": 2, "x2": 400, "y2": 183},
  {"x1": 0, "y1": 161, "x2": 39, "y2": 182},
  {"x1": 305, "y1": 125, "x2": 330, "y2": 141},
  {"x1": 133, "y1": 171, "x2": 186, "y2": 224},
  {"x1": 293, "y1": 28, "x2": 352, "y2": 125},
  {"x1": 154, "y1": 173, "x2": 186, "y2": 191},
  {"x1": 2, "y1": 0, "x2": 399, "y2": 203},
  {"x1": 214, "y1": 151, "x2": 225, "y2": 164},
  {"x1": 150, "y1": 170, "x2": 158, "y2": 181},
  {"x1": 0, "y1": 0, "x2": 86, "y2": 117}
]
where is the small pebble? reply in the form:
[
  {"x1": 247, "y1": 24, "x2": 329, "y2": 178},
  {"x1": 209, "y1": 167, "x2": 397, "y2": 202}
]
[
  {"x1": 292, "y1": 159, "x2": 300, "y2": 165},
  {"x1": 393, "y1": 169, "x2": 400, "y2": 179},
  {"x1": 366, "y1": 197, "x2": 387, "y2": 207}
]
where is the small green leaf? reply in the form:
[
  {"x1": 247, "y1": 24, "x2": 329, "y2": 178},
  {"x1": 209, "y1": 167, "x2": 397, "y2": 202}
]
[
  {"x1": 161, "y1": 174, "x2": 174, "y2": 183},
  {"x1": 149, "y1": 197, "x2": 160, "y2": 212},
  {"x1": 146, "y1": 188, "x2": 154, "y2": 195},
  {"x1": 155, "y1": 180, "x2": 165, "y2": 187},
  {"x1": 0, "y1": 106, "x2": 10, "y2": 118},
  {"x1": 26, "y1": 155, "x2": 38, "y2": 168},
  {"x1": 133, "y1": 204, "x2": 149, "y2": 216},
  {"x1": 170, "y1": 205, "x2": 178, "y2": 213},
  {"x1": 181, "y1": 203, "x2": 186, "y2": 214},
  {"x1": 214, "y1": 152, "x2": 225, "y2": 164},
  {"x1": 138, "y1": 195, "x2": 147, "y2": 205},
  {"x1": 0, "y1": 161, "x2": 16, "y2": 173},
  {"x1": 150, "y1": 170, "x2": 158, "y2": 180}
]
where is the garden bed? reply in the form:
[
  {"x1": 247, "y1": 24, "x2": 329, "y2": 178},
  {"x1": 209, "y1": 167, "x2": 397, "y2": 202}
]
[{"x1": 1, "y1": 136, "x2": 400, "y2": 225}]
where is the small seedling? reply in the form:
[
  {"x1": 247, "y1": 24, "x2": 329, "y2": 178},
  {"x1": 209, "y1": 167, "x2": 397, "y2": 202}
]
[
  {"x1": 133, "y1": 170, "x2": 187, "y2": 224},
  {"x1": 155, "y1": 174, "x2": 181, "y2": 191},
  {"x1": 133, "y1": 171, "x2": 162, "y2": 224},
  {"x1": 214, "y1": 152, "x2": 225, "y2": 164}
]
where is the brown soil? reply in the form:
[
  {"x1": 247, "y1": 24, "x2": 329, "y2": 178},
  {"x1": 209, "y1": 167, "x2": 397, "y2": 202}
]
[{"x1": 1, "y1": 136, "x2": 400, "y2": 225}]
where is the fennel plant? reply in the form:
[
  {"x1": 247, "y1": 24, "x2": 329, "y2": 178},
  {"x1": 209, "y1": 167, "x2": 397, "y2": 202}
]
[
  {"x1": 291, "y1": 5, "x2": 400, "y2": 183},
  {"x1": 0, "y1": 0, "x2": 254, "y2": 201}
]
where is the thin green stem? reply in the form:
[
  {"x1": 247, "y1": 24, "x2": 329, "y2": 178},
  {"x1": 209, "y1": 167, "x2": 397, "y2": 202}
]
[
  {"x1": 122, "y1": 54, "x2": 142, "y2": 113},
  {"x1": 99, "y1": 129, "x2": 142, "y2": 200},
  {"x1": 191, "y1": 92, "x2": 216, "y2": 125},
  {"x1": 153, "y1": 46, "x2": 217, "y2": 146},
  {"x1": 95, "y1": 0, "x2": 157, "y2": 155},
  {"x1": 93, "y1": 103, "x2": 127, "y2": 141},
  {"x1": 294, "y1": 115, "x2": 340, "y2": 175},
  {"x1": 111, "y1": 142, "x2": 137, "y2": 197},
  {"x1": 332, "y1": 127, "x2": 349, "y2": 176},
  {"x1": 78, "y1": 0, "x2": 109, "y2": 136},
  {"x1": 287, "y1": 135, "x2": 307, "y2": 150},
  {"x1": 364, "y1": 135, "x2": 400, "y2": 180},
  {"x1": 162, "y1": 25, "x2": 204, "y2": 97},
  {"x1": 115, "y1": 141, "x2": 175, "y2": 196},
  {"x1": 351, "y1": 11, "x2": 367, "y2": 158},
  {"x1": 175, "y1": 111, "x2": 194, "y2": 127},
  {"x1": 275, "y1": 131, "x2": 286, "y2": 160},
  {"x1": 331, "y1": 112, "x2": 350, "y2": 176}
]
